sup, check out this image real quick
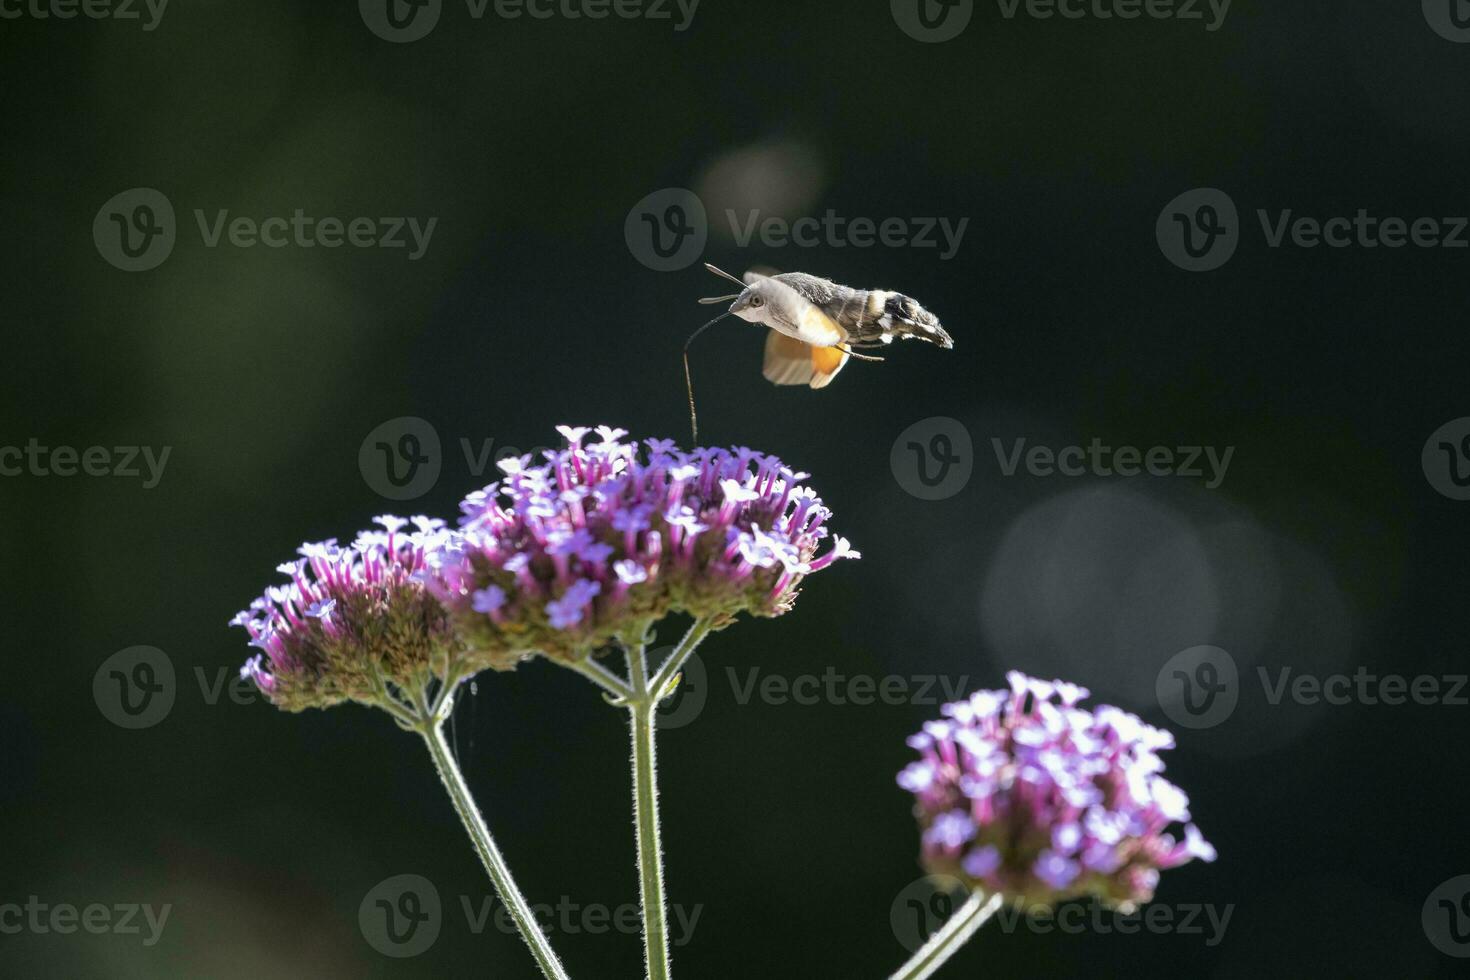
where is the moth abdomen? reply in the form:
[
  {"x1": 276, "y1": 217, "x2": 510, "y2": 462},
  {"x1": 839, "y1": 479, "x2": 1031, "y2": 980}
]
[
  {"x1": 820, "y1": 283, "x2": 952, "y2": 349},
  {"x1": 877, "y1": 291, "x2": 953, "y2": 349}
]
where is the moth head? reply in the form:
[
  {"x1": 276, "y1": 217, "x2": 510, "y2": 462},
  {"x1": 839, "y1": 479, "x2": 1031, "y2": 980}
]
[
  {"x1": 728, "y1": 281, "x2": 774, "y2": 323},
  {"x1": 699, "y1": 263, "x2": 772, "y2": 323}
]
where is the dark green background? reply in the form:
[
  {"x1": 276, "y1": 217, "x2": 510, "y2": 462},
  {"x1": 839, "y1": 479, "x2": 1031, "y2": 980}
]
[{"x1": 3, "y1": 0, "x2": 1469, "y2": 976}]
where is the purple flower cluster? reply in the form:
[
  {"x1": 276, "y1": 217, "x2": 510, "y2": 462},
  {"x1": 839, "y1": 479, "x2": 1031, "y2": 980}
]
[
  {"x1": 231, "y1": 516, "x2": 466, "y2": 711},
  {"x1": 425, "y1": 425, "x2": 858, "y2": 665},
  {"x1": 899, "y1": 672, "x2": 1216, "y2": 909}
]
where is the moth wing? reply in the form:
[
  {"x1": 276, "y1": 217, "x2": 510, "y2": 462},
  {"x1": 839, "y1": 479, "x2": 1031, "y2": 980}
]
[
  {"x1": 763, "y1": 331, "x2": 850, "y2": 389},
  {"x1": 808, "y1": 343, "x2": 850, "y2": 389},
  {"x1": 771, "y1": 271, "x2": 840, "y2": 306}
]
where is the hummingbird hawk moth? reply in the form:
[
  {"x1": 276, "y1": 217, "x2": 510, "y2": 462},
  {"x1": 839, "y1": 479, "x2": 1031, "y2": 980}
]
[{"x1": 683, "y1": 264, "x2": 953, "y2": 440}]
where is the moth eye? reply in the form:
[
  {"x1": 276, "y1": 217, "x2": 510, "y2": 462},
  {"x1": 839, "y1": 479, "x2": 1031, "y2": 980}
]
[{"x1": 751, "y1": 296, "x2": 764, "y2": 307}]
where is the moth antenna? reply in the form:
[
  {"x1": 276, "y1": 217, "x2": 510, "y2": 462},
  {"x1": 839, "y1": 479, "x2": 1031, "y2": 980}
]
[
  {"x1": 683, "y1": 311, "x2": 732, "y2": 444},
  {"x1": 704, "y1": 263, "x2": 747, "y2": 288},
  {"x1": 697, "y1": 293, "x2": 740, "y2": 305}
]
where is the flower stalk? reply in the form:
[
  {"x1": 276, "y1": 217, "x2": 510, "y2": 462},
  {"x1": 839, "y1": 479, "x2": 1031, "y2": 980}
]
[
  {"x1": 567, "y1": 619, "x2": 716, "y2": 980},
  {"x1": 626, "y1": 642, "x2": 671, "y2": 980},
  {"x1": 414, "y1": 691, "x2": 570, "y2": 980},
  {"x1": 888, "y1": 890, "x2": 1003, "y2": 980}
]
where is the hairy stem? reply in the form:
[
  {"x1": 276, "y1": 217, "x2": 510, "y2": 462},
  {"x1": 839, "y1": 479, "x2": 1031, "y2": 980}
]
[
  {"x1": 649, "y1": 617, "x2": 716, "y2": 697},
  {"x1": 419, "y1": 718, "x2": 570, "y2": 980},
  {"x1": 888, "y1": 890, "x2": 1002, "y2": 980},
  {"x1": 627, "y1": 643, "x2": 670, "y2": 980}
]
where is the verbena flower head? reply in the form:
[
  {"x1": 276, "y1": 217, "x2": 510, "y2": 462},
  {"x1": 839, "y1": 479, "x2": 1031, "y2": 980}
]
[
  {"x1": 231, "y1": 516, "x2": 467, "y2": 712},
  {"x1": 426, "y1": 425, "x2": 858, "y2": 665},
  {"x1": 899, "y1": 672, "x2": 1216, "y2": 910}
]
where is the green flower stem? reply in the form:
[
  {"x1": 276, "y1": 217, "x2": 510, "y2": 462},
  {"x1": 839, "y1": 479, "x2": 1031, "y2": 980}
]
[
  {"x1": 888, "y1": 890, "x2": 1003, "y2": 980},
  {"x1": 558, "y1": 619, "x2": 717, "y2": 980},
  {"x1": 626, "y1": 643, "x2": 671, "y2": 980},
  {"x1": 649, "y1": 618, "x2": 717, "y2": 697},
  {"x1": 570, "y1": 656, "x2": 634, "y2": 701},
  {"x1": 416, "y1": 693, "x2": 570, "y2": 980}
]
